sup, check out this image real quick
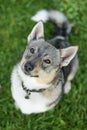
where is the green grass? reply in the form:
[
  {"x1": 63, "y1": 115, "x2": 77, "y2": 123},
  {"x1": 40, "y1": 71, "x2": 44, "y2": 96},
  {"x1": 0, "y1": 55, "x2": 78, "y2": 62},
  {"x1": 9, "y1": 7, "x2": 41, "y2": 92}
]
[{"x1": 0, "y1": 0, "x2": 87, "y2": 129}]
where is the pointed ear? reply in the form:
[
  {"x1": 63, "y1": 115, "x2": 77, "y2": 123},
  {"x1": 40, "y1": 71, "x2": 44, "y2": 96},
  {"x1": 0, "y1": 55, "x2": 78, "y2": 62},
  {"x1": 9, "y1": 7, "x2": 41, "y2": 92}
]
[
  {"x1": 28, "y1": 21, "x2": 44, "y2": 42},
  {"x1": 60, "y1": 46, "x2": 78, "y2": 67}
]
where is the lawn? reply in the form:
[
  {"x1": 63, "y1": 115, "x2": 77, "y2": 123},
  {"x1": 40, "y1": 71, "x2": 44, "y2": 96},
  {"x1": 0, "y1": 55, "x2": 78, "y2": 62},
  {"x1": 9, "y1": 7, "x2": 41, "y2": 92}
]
[{"x1": 0, "y1": 0, "x2": 87, "y2": 130}]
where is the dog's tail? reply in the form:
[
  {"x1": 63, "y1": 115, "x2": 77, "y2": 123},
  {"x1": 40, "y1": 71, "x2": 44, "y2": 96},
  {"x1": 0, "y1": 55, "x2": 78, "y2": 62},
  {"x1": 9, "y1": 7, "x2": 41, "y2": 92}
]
[{"x1": 31, "y1": 9, "x2": 71, "y2": 37}]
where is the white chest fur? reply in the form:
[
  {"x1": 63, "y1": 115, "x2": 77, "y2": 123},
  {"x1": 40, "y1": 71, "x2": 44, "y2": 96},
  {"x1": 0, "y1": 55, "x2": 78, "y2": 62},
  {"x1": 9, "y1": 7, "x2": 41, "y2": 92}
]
[{"x1": 11, "y1": 65, "x2": 52, "y2": 114}]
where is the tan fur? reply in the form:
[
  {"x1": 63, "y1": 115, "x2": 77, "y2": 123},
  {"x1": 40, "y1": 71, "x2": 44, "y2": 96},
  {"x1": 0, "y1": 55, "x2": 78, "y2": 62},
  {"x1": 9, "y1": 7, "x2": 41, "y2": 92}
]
[
  {"x1": 20, "y1": 58, "x2": 57, "y2": 84},
  {"x1": 42, "y1": 86, "x2": 58, "y2": 99},
  {"x1": 36, "y1": 69, "x2": 56, "y2": 84}
]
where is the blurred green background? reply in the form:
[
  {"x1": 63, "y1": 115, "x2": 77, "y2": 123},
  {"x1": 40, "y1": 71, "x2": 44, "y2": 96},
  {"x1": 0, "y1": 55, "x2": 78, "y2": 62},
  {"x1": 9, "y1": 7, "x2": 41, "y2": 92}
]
[{"x1": 0, "y1": 0, "x2": 87, "y2": 130}]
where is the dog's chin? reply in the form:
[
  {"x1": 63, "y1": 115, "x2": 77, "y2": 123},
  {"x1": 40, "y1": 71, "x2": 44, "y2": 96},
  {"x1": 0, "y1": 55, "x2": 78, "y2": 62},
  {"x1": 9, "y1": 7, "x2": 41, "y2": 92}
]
[{"x1": 23, "y1": 70, "x2": 39, "y2": 78}]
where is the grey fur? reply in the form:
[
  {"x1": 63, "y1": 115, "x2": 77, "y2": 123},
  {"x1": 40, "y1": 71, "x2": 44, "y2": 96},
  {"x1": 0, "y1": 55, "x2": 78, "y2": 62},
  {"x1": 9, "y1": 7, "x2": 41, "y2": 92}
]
[
  {"x1": 11, "y1": 10, "x2": 79, "y2": 113},
  {"x1": 21, "y1": 39, "x2": 61, "y2": 76},
  {"x1": 48, "y1": 10, "x2": 71, "y2": 34}
]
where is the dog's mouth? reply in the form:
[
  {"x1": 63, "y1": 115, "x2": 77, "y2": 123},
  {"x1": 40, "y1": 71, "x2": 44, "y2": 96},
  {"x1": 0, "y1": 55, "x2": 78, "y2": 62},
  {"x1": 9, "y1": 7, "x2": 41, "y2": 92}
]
[
  {"x1": 29, "y1": 74, "x2": 39, "y2": 78},
  {"x1": 23, "y1": 70, "x2": 39, "y2": 78}
]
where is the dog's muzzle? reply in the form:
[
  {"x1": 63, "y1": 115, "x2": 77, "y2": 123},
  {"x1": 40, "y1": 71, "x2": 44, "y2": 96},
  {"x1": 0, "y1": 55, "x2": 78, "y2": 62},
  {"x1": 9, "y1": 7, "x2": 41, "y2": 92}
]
[{"x1": 23, "y1": 62, "x2": 39, "y2": 77}]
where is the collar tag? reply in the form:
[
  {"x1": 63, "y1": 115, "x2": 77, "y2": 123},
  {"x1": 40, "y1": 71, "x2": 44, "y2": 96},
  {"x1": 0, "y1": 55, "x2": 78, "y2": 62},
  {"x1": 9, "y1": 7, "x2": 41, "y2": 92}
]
[
  {"x1": 25, "y1": 94, "x2": 30, "y2": 99},
  {"x1": 25, "y1": 90, "x2": 31, "y2": 99}
]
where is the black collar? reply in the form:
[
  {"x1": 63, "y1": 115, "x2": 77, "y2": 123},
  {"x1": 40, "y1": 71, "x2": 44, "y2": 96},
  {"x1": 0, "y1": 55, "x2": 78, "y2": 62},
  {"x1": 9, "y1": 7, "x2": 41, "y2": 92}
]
[{"x1": 22, "y1": 82, "x2": 46, "y2": 99}]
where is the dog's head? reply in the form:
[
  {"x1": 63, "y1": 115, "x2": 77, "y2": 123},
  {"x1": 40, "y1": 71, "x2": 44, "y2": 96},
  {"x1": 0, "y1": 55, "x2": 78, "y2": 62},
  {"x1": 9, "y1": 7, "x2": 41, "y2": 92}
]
[{"x1": 20, "y1": 22, "x2": 78, "y2": 84}]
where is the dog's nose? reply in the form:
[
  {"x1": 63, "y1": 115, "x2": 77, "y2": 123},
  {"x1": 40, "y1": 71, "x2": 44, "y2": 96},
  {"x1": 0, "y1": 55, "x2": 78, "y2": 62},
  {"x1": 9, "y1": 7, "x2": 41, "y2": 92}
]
[{"x1": 24, "y1": 62, "x2": 34, "y2": 72}]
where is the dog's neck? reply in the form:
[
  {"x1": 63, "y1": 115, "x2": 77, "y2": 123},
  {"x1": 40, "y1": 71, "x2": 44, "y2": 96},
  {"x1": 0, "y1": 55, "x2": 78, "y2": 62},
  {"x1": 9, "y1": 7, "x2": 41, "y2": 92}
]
[
  {"x1": 22, "y1": 81, "x2": 46, "y2": 93},
  {"x1": 21, "y1": 81, "x2": 46, "y2": 99},
  {"x1": 20, "y1": 68, "x2": 64, "y2": 99}
]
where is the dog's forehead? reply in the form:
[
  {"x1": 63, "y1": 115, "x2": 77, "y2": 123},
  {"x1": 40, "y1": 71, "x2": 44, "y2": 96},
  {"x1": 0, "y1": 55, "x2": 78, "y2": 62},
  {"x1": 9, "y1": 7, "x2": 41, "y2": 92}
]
[{"x1": 29, "y1": 39, "x2": 58, "y2": 55}]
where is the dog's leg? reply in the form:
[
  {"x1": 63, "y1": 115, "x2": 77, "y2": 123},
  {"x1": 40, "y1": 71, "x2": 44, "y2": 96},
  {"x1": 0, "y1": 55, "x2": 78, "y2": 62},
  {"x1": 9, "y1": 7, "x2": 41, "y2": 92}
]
[
  {"x1": 64, "y1": 81, "x2": 71, "y2": 93},
  {"x1": 64, "y1": 56, "x2": 79, "y2": 94}
]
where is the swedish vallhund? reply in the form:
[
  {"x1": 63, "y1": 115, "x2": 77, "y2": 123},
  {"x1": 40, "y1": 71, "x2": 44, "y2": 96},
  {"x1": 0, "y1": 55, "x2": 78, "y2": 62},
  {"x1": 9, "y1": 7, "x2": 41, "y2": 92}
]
[{"x1": 11, "y1": 9, "x2": 79, "y2": 114}]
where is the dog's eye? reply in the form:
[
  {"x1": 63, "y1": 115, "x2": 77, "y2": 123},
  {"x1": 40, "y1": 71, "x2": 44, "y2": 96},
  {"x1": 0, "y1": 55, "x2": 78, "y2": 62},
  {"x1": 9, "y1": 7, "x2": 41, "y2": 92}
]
[
  {"x1": 30, "y1": 48, "x2": 35, "y2": 54},
  {"x1": 43, "y1": 59, "x2": 51, "y2": 64}
]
